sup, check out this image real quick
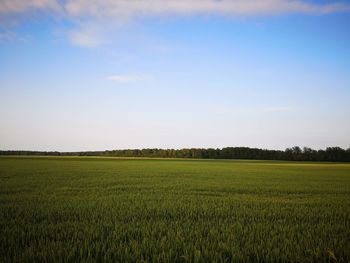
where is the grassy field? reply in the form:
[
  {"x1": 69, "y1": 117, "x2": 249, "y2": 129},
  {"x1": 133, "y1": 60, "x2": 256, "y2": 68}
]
[{"x1": 0, "y1": 157, "x2": 349, "y2": 262}]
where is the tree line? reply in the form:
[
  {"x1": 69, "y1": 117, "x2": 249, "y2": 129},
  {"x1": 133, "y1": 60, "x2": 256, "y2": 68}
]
[{"x1": 1, "y1": 146, "x2": 350, "y2": 162}]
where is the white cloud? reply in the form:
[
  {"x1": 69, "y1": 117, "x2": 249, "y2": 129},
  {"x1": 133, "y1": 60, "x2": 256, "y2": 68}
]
[
  {"x1": 68, "y1": 23, "x2": 105, "y2": 47},
  {"x1": 0, "y1": 0, "x2": 60, "y2": 15},
  {"x1": 64, "y1": 0, "x2": 350, "y2": 19},
  {"x1": 1, "y1": 0, "x2": 350, "y2": 47},
  {"x1": 1, "y1": 0, "x2": 349, "y2": 19},
  {"x1": 107, "y1": 74, "x2": 149, "y2": 82}
]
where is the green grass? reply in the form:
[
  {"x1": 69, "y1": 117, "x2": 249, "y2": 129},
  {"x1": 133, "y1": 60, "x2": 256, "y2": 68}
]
[{"x1": 0, "y1": 157, "x2": 349, "y2": 262}]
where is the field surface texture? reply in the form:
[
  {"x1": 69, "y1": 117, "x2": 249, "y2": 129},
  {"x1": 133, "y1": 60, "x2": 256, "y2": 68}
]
[{"x1": 0, "y1": 157, "x2": 349, "y2": 262}]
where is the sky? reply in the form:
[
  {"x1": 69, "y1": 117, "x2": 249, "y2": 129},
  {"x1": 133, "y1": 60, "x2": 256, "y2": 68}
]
[{"x1": 0, "y1": 0, "x2": 350, "y2": 151}]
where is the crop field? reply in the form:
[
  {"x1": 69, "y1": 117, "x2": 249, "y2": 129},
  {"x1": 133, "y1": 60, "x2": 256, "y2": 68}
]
[{"x1": 0, "y1": 157, "x2": 349, "y2": 262}]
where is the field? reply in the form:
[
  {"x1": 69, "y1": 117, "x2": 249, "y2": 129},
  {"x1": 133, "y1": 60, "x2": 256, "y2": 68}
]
[{"x1": 0, "y1": 157, "x2": 349, "y2": 262}]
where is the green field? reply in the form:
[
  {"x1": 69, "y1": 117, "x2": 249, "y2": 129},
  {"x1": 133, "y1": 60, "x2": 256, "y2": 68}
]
[{"x1": 0, "y1": 157, "x2": 349, "y2": 262}]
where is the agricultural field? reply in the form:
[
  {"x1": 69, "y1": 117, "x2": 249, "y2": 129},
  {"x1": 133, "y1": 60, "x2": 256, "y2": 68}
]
[{"x1": 0, "y1": 157, "x2": 349, "y2": 262}]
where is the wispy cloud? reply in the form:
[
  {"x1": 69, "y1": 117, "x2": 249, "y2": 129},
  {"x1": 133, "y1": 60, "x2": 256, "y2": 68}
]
[
  {"x1": 1, "y1": 0, "x2": 350, "y2": 20},
  {"x1": 0, "y1": 0, "x2": 60, "y2": 15},
  {"x1": 1, "y1": 0, "x2": 350, "y2": 47},
  {"x1": 107, "y1": 74, "x2": 149, "y2": 83},
  {"x1": 64, "y1": 0, "x2": 350, "y2": 18},
  {"x1": 68, "y1": 23, "x2": 105, "y2": 47}
]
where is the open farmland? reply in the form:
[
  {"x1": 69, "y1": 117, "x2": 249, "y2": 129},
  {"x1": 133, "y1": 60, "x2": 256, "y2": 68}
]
[{"x1": 0, "y1": 157, "x2": 349, "y2": 262}]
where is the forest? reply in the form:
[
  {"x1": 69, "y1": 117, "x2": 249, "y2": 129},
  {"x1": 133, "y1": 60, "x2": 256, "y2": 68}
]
[{"x1": 1, "y1": 146, "x2": 350, "y2": 162}]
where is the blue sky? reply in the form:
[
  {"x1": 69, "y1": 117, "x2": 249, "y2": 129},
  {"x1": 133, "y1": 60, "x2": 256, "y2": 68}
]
[{"x1": 0, "y1": 0, "x2": 350, "y2": 151}]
